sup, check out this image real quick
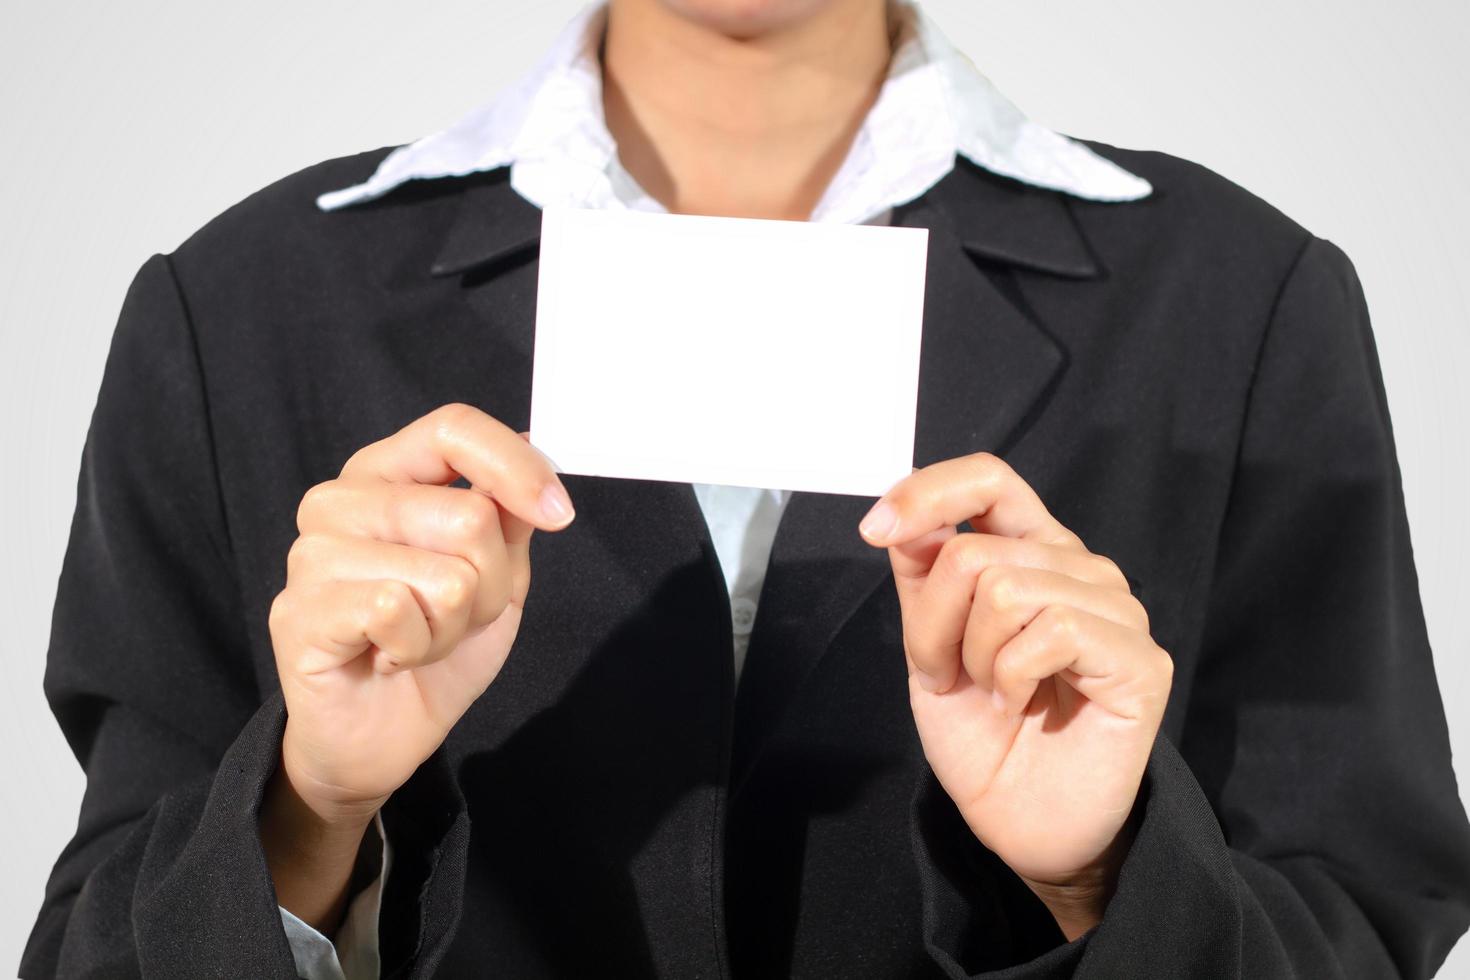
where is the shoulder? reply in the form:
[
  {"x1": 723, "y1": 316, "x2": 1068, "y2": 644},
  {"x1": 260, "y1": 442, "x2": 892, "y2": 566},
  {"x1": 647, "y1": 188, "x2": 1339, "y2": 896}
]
[
  {"x1": 162, "y1": 145, "x2": 482, "y2": 332},
  {"x1": 1066, "y1": 138, "x2": 1353, "y2": 328},
  {"x1": 173, "y1": 145, "x2": 396, "y2": 267},
  {"x1": 1087, "y1": 139, "x2": 1364, "y2": 298},
  {"x1": 1075, "y1": 138, "x2": 1320, "y2": 278},
  {"x1": 1077, "y1": 139, "x2": 1310, "y2": 245}
]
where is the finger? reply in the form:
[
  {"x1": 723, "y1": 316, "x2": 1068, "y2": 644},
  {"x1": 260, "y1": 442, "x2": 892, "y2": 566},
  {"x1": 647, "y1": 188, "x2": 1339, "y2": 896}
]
[
  {"x1": 860, "y1": 452, "x2": 1080, "y2": 553},
  {"x1": 339, "y1": 402, "x2": 574, "y2": 532},
  {"x1": 298, "y1": 481, "x2": 521, "y2": 625},
  {"x1": 990, "y1": 605, "x2": 1173, "y2": 720},
  {"x1": 499, "y1": 432, "x2": 538, "y2": 554},
  {"x1": 889, "y1": 524, "x2": 957, "y2": 604},
  {"x1": 897, "y1": 535, "x2": 1139, "y2": 693},
  {"x1": 286, "y1": 534, "x2": 479, "y2": 660},
  {"x1": 889, "y1": 524, "x2": 956, "y2": 688},
  {"x1": 891, "y1": 530, "x2": 1130, "y2": 604},
  {"x1": 961, "y1": 565, "x2": 1149, "y2": 693},
  {"x1": 270, "y1": 579, "x2": 432, "y2": 676}
]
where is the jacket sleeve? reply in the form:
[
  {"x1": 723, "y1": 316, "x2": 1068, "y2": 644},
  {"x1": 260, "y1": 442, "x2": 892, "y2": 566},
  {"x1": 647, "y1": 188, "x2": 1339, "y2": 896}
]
[
  {"x1": 20, "y1": 252, "x2": 312, "y2": 978},
  {"x1": 912, "y1": 235, "x2": 1470, "y2": 978},
  {"x1": 280, "y1": 814, "x2": 390, "y2": 980}
]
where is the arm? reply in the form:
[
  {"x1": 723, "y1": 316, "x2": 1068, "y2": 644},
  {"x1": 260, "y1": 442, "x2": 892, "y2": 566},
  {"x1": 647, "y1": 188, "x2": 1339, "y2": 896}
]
[
  {"x1": 20, "y1": 253, "x2": 561, "y2": 979},
  {"x1": 278, "y1": 813, "x2": 391, "y2": 980},
  {"x1": 1159, "y1": 236, "x2": 1470, "y2": 975},
  {"x1": 907, "y1": 236, "x2": 1470, "y2": 977},
  {"x1": 19, "y1": 254, "x2": 302, "y2": 978}
]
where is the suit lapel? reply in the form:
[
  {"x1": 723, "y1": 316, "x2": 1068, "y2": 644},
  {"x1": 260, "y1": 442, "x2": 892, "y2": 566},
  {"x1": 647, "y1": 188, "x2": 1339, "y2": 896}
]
[
  {"x1": 729, "y1": 162, "x2": 1091, "y2": 796},
  {"x1": 429, "y1": 171, "x2": 545, "y2": 280},
  {"x1": 426, "y1": 171, "x2": 731, "y2": 703}
]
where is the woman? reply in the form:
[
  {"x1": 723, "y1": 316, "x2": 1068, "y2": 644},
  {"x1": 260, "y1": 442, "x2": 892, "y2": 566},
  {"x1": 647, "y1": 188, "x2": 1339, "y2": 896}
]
[{"x1": 22, "y1": 0, "x2": 1470, "y2": 977}]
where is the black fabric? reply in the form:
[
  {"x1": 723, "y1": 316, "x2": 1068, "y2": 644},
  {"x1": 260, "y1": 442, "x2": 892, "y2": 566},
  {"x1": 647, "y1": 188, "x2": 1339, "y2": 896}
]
[{"x1": 19, "y1": 144, "x2": 1470, "y2": 979}]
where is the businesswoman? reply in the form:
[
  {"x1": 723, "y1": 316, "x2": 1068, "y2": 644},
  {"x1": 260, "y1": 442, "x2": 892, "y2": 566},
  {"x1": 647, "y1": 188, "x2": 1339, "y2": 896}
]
[{"x1": 22, "y1": 0, "x2": 1470, "y2": 977}]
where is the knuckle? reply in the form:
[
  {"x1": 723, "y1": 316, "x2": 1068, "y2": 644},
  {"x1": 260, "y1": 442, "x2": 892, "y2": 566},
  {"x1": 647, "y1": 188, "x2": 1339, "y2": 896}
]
[
  {"x1": 339, "y1": 443, "x2": 379, "y2": 478},
  {"x1": 285, "y1": 534, "x2": 324, "y2": 580},
  {"x1": 975, "y1": 563, "x2": 1022, "y2": 612},
  {"x1": 1154, "y1": 645, "x2": 1175, "y2": 682},
  {"x1": 432, "y1": 560, "x2": 478, "y2": 612},
  {"x1": 966, "y1": 451, "x2": 1009, "y2": 485},
  {"x1": 267, "y1": 590, "x2": 295, "y2": 635},
  {"x1": 371, "y1": 581, "x2": 414, "y2": 623},
  {"x1": 1042, "y1": 603, "x2": 1082, "y2": 640},
  {"x1": 944, "y1": 534, "x2": 989, "y2": 578},
  {"x1": 1131, "y1": 647, "x2": 1175, "y2": 716},
  {"x1": 1047, "y1": 526, "x2": 1084, "y2": 551},
  {"x1": 968, "y1": 450, "x2": 1003, "y2": 470},
  {"x1": 448, "y1": 492, "x2": 499, "y2": 541},
  {"x1": 1093, "y1": 549, "x2": 1123, "y2": 578},
  {"x1": 1090, "y1": 552, "x2": 1127, "y2": 587},
  {"x1": 296, "y1": 480, "x2": 338, "y2": 531},
  {"x1": 430, "y1": 402, "x2": 478, "y2": 441},
  {"x1": 1131, "y1": 596, "x2": 1152, "y2": 632},
  {"x1": 930, "y1": 534, "x2": 970, "y2": 578}
]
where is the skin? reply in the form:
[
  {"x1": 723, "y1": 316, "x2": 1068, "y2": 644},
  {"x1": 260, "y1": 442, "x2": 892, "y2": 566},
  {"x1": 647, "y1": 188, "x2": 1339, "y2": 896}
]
[
  {"x1": 859, "y1": 455, "x2": 1171, "y2": 939},
  {"x1": 261, "y1": 0, "x2": 1173, "y2": 946},
  {"x1": 260, "y1": 405, "x2": 574, "y2": 931},
  {"x1": 603, "y1": 0, "x2": 894, "y2": 219}
]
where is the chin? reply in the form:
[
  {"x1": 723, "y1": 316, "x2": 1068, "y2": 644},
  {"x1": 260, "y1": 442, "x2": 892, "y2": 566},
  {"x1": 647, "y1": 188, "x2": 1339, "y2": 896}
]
[{"x1": 656, "y1": 0, "x2": 844, "y2": 38}]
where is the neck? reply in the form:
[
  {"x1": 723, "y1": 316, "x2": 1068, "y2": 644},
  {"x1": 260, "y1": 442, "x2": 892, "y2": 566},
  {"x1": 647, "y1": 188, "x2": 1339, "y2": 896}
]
[{"x1": 602, "y1": 0, "x2": 895, "y2": 220}]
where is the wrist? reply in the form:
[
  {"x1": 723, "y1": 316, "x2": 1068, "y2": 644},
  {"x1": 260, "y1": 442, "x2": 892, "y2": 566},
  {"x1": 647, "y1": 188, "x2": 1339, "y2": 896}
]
[
  {"x1": 259, "y1": 755, "x2": 380, "y2": 933},
  {"x1": 261, "y1": 761, "x2": 377, "y2": 852},
  {"x1": 278, "y1": 723, "x2": 390, "y2": 826},
  {"x1": 1018, "y1": 823, "x2": 1134, "y2": 943},
  {"x1": 1020, "y1": 872, "x2": 1112, "y2": 942}
]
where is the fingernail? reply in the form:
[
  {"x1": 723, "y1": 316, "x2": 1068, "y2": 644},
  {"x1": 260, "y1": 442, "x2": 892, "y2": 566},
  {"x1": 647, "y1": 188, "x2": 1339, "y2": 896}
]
[
  {"x1": 859, "y1": 500, "x2": 898, "y2": 542},
  {"x1": 989, "y1": 687, "x2": 1008, "y2": 715},
  {"x1": 539, "y1": 483, "x2": 575, "y2": 527}
]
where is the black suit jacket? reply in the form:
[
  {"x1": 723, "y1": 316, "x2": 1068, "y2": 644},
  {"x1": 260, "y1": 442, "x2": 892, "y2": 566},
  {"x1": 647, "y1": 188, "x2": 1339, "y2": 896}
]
[{"x1": 20, "y1": 145, "x2": 1470, "y2": 979}]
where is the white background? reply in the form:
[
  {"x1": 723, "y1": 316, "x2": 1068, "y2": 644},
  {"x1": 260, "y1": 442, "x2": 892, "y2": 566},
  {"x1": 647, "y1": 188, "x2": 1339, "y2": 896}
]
[{"x1": 2, "y1": 1, "x2": 1467, "y2": 974}]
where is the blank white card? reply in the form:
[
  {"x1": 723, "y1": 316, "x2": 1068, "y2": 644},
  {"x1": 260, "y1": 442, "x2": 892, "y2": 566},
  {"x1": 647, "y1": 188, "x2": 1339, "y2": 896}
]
[{"x1": 529, "y1": 207, "x2": 930, "y2": 496}]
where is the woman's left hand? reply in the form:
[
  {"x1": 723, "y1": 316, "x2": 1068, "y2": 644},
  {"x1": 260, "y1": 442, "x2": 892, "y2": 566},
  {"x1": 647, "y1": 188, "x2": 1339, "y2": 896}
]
[{"x1": 858, "y1": 452, "x2": 1173, "y2": 941}]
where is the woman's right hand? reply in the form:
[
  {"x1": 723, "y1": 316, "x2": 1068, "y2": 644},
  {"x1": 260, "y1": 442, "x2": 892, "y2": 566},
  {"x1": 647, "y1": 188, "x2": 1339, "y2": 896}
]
[{"x1": 260, "y1": 403, "x2": 575, "y2": 927}]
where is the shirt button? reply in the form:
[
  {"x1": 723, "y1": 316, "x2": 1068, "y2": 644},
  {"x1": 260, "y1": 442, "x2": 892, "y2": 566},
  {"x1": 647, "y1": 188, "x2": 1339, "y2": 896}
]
[{"x1": 731, "y1": 597, "x2": 757, "y2": 635}]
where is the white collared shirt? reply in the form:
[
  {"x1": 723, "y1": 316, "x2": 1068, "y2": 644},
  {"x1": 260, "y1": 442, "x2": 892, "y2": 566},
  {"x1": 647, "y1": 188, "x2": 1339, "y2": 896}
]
[{"x1": 288, "y1": 4, "x2": 1150, "y2": 977}]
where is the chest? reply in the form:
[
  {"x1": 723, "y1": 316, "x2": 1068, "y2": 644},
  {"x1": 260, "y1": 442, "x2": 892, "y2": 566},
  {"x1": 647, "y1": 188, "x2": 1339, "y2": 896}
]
[{"x1": 198, "y1": 219, "x2": 1253, "y2": 976}]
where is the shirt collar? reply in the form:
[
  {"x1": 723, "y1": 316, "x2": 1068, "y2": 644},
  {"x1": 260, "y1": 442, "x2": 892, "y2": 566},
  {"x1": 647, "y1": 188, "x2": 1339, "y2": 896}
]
[{"x1": 317, "y1": 1, "x2": 1151, "y2": 215}]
